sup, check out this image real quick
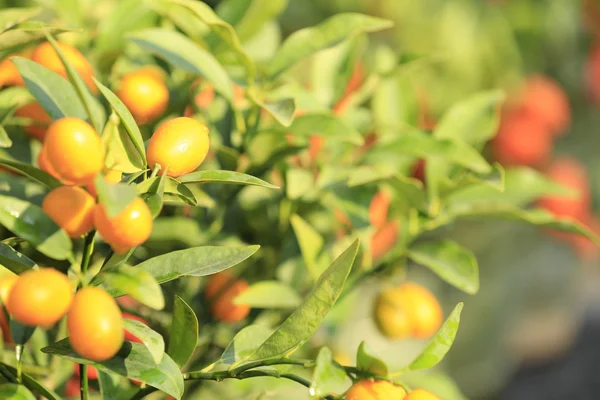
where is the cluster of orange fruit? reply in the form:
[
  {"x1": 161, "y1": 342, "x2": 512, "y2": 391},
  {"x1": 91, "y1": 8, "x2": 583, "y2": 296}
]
[
  {"x1": 205, "y1": 272, "x2": 251, "y2": 323},
  {"x1": 0, "y1": 269, "x2": 124, "y2": 361},
  {"x1": 346, "y1": 380, "x2": 440, "y2": 400}
]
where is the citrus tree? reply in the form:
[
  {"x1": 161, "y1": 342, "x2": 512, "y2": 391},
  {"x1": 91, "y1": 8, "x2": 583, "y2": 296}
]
[{"x1": 0, "y1": 1, "x2": 596, "y2": 399}]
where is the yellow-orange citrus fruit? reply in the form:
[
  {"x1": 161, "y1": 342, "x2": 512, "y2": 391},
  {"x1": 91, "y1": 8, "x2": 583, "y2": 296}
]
[
  {"x1": 492, "y1": 110, "x2": 552, "y2": 167},
  {"x1": 86, "y1": 169, "x2": 123, "y2": 198},
  {"x1": 15, "y1": 102, "x2": 52, "y2": 141},
  {"x1": 0, "y1": 54, "x2": 25, "y2": 87},
  {"x1": 371, "y1": 221, "x2": 399, "y2": 261},
  {"x1": 374, "y1": 282, "x2": 443, "y2": 339},
  {"x1": 37, "y1": 146, "x2": 67, "y2": 182},
  {"x1": 0, "y1": 274, "x2": 18, "y2": 305},
  {"x1": 43, "y1": 117, "x2": 104, "y2": 185},
  {"x1": 516, "y1": 75, "x2": 570, "y2": 136},
  {"x1": 42, "y1": 186, "x2": 95, "y2": 238},
  {"x1": 32, "y1": 41, "x2": 96, "y2": 92},
  {"x1": 146, "y1": 117, "x2": 210, "y2": 177},
  {"x1": 346, "y1": 380, "x2": 407, "y2": 400},
  {"x1": 67, "y1": 287, "x2": 123, "y2": 361},
  {"x1": 7, "y1": 268, "x2": 73, "y2": 326},
  {"x1": 405, "y1": 389, "x2": 440, "y2": 400},
  {"x1": 369, "y1": 191, "x2": 391, "y2": 229},
  {"x1": 116, "y1": 68, "x2": 169, "y2": 125},
  {"x1": 205, "y1": 272, "x2": 250, "y2": 323},
  {"x1": 94, "y1": 197, "x2": 153, "y2": 254}
]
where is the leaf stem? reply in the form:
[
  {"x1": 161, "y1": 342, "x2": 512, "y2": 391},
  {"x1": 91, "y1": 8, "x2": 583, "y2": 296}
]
[
  {"x1": 80, "y1": 364, "x2": 89, "y2": 400},
  {"x1": 15, "y1": 345, "x2": 22, "y2": 383},
  {"x1": 229, "y1": 357, "x2": 314, "y2": 376},
  {"x1": 79, "y1": 231, "x2": 96, "y2": 288}
]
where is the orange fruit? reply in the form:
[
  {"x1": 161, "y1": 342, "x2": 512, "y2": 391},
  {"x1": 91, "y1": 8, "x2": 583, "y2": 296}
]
[
  {"x1": 371, "y1": 221, "x2": 399, "y2": 261},
  {"x1": 43, "y1": 117, "x2": 104, "y2": 185},
  {"x1": 15, "y1": 102, "x2": 52, "y2": 141},
  {"x1": 122, "y1": 313, "x2": 147, "y2": 343},
  {"x1": 32, "y1": 41, "x2": 96, "y2": 92},
  {"x1": 42, "y1": 186, "x2": 95, "y2": 238},
  {"x1": 405, "y1": 389, "x2": 441, "y2": 400},
  {"x1": 537, "y1": 157, "x2": 590, "y2": 221},
  {"x1": 65, "y1": 377, "x2": 80, "y2": 398},
  {"x1": 374, "y1": 282, "x2": 443, "y2": 339},
  {"x1": 586, "y1": 44, "x2": 600, "y2": 104},
  {"x1": 516, "y1": 75, "x2": 570, "y2": 136},
  {"x1": 0, "y1": 54, "x2": 25, "y2": 87},
  {"x1": 146, "y1": 117, "x2": 210, "y2": 177},
  {"x1": 37, "y1": 146, "x2": 70, "y2": 183},
  {"x1": 67, "y1": 287, "x2": 124, "y2": 361},
  {"x1": 345, "y1": 379, "x2": 407, "y2": 400},
  {"x1": 73, "y1": 363, "x2": 99, "y2": 380},
  {"x1": 86, "y1": 169, "x2": 122, "y2": 198},
  {"x1": 94, "y1": 197, "x2": 153, "y2": 254},
  {"x1": 116, "y1": 68, "x2": 169, "y2": 125},
  {"x1": 369, "y1": 191, "x2": 391, "y2": 229},
  {"x1": 0, "y1": 274, "x2": 18, "y2": 305},
  {"x1": 6, "y1": 268, "x2": 73, "y2": 326},
  {"x1": 205, "y1": 272, "x2": 250, "y2": 323},
  {"x1": 492, "y1": 111, "x2": 552, "y2": 167}
]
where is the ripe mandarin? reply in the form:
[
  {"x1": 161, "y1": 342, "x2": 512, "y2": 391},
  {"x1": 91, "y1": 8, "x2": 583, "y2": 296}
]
[
  {"x1": 0, "y1": 54, "x2": 25, "y2": 87},
  {"x1": 346, "y1": 380, "x2": 407, "y2": 400},
  {"x1": 7, "y1": 268, "x2": 73, "y2": 326},
  {"x1": 94, "y1": 197, "x2": 152, "y2": 254},
  {"x1": 42, "y1": 186, "x2": 95, "y2": 238},
  {"x1": 146, "y1": 117, "x2": 210, "y2": 177},
  {"x1": 492, "y1": 111, "x2": 551, "y2": 167},
  {"x1": 405, "y1": 389, "x2": 441, "y2": 400},
  {"x1": 205, "y1": 272, "x2": 250, "y2": 323},
  {"x1": 67, "y1": 287, "x2": 124, "y2": 361},
  {"x1": 117, "y1": 68, "x2": 169, "y2": 125},
  {"x1": 15, "y1": 102, "x2": 52, "y2": 141}
]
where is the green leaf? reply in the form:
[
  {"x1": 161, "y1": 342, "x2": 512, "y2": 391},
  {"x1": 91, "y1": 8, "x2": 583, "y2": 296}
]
[
  {"x1": 0, "y1": 126, "x2": 11, "y2": 148},
  {"x1": 137, "y1": 176, "x2": 198, "y2": 208},
  {"x1": 0, "y1": 195, "x2": 72, "y2": 260},
  {"x1": 267, "y1": 13, "x2": 393, "y2": 78},
  {"x1": 129, "y1": 29, "x2": 234, "y2": 102},
  {"x1": 141, "y1": 173, "x2": 166, "y2": 218},
  {"x1": 233, "y1": 281, "x2": 302, "y2": 309},
  {"x1": 0, "y1": 26, "x2": 75, "y2": 52},
  {"x1": 0, "y1": 383, "x2": 35, "y2": 400},
  {"x1": 104, "y1": 246, "x2": 260, "y2": 296},
  {"x1": 98, "y1": 371, "x2": 122, "y2": 400},
  {"x1": 408, "y1": 240, "x2": 479, "y2": 295},
  {"x1": 0, "y1": 363, "x2": 60, "y2": 400},
  {"x1": 178, "y1": 170, "x2": 279, "y2": 189},
  {"x1": 248, "y1": 240, "x2": 359, "y2": 361},
  {"x1": 402, "y1": 302, "x2": 464, "y2": 373},
  {"x1": 220, "y1": 325, "x2": 273, "y2": 365},
  {"x1": 248, "y1": 93, "x2": 295, "y2": 127},
  {"x1": 42, "y1": 340, "x2": 184, "y2": 399},
  {"x1": 167, "y1": 0, "x2": 256, "y2": 81},
  {"x1": 0, "y1": 7, "x2": 41, "y2": 34},
  {"x1": 0, "y1": 158, "x2": 60, "y2": 189},
  {"x1": 0, "y1": 242, "x2": 37, "y2": 274},
  {"x1": 11, "y1": 58, "x2": 88, "y2": 120},
  {"x1": 356, "y1": 341, "x2": 388, "y2": 376},
  {"x1": 290, "y1": 214, "x2": 324, "y2": 280},
  {"x1": 94, "y1": 80, "x2": 146, "y2": 168},
  {"x1": 434, "y1": 89, "x2": 505, "y2": 145},
  {"x1": 230, "y1": 0, "x2": 288, "y2": 42},
  {"x1": 310, "y1": 347, "x2": 348, "y2": 398},
  {"x1": 95, "y1": 176, "x2": 138, "y2": 219},
  {"x1": 286, "y1": 168, "x2": 313, "y2": 200},
  {"x1": 286, "y1": 112, "x2": 363, "y2": 145},
  {"x1": 167, "y1": 295, "x2": 198, "y2": 368},
  {"x1": 91, "y1": 264, "x2": 164, "y2": 310},
  {"x1": 122, "y1": 318, "x2": 165, "y2": 364},
  {"x1": 102, "y1": 248, "x2": 136, "y2": 270},
  {"x1": 44, "y1": 33, "x2": 105, "y2": 135},
  {"x1": 10, "y1": 321, "x2": 35, "y2": 345}
]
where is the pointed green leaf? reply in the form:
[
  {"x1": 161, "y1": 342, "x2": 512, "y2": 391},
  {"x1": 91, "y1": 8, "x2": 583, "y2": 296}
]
[
  {"x1": 408, "y1": 240, "x2": 479, "y2": 295},
  {"x1": 0, "y1": 126, "x2": 11, "y2": 148},
  {"x1": 0, "y1": 363, "x2": 60, "y2": 400},
  {"x1": 0, "y1": 25, "x2": 75, "y2": 52},
  {"x1": 98, "y1": 371, "x2": 122, "y2": 400},
  {"x1": 11, "y1": 58, "x2": 87, "y2": 120},
  {"x1": 123, "y1": 318, "x2": 165, "y2": 364},
  {"x1": 0, "y1": 195, "x2": 72, "y2": 260},
  {"x1": 286, "y1": 112, "x2": 363, "y2": 145},
  {"x1": 290, "y1": 214, "x2": 324, "y2": 280},
  {"x1": 92, "y1": 264, "x2": 164, "y2": 310},
  {"x1": 95, "y1": 176, "x2": 138, "y2": 219},
  {"x1": 356, "y1": 341, "x2": 388, "y2": 376},
  {"x1": 101, "y1": 117, "x2": 144, "y2": 173},
  {"x1": 233, "y1": 281, "x2": 302, "y2": 309},
  {"x1": 179, "y1": 170, "x2": 278, "y2": 189},
  {"x1": 402, "y1": 302, "x2": 464, "y2": 373},
  {"x1": 0, "y1": 7, "x2": 41, "y2": 34},
  {"x1": 248, "y1": 93, "x2": 295, "y2": 127},
  {"x1": 42, "y1": 340, "x2": 184, "y2": 399},
  {"x1": 10, "y1": 321, "x2": 35, "y2": 345},
  {"x1": 248, "y1": 240, "x2": 359, "y2": 360},
  {"x1": 167, "y1": 296, "x2": 198, "y2": 368},
  {"x1": 310, "y1": 347, "x2": 348, "y2": 398},
  {"x1": 268, "y1": 13, "x2": 393, "y2": 78},
  {"x1": 286, "y1": 168, "x2": 313, "y2": 200},
  {"x1": 0, "y1": 158, "x2": 60, "y2": 189},
  {"x1": 220, "y1": 325, "x2": 273, "y2": 365},
  {"x1": 0, "y1": 383, "x2": 35, "y2": 400},
  {"x1": 94, "y1": 80, "x2": 146, "y2": 168},
  {"x1": 128, "y1": 29, "x2": 234, "y2": 102},
  {"x1": 0, "y1": 243, "x2": 37, "y2": 274}
]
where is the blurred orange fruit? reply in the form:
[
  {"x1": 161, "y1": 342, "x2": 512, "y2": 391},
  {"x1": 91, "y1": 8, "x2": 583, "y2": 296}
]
[
  {"x1": 345, "y1": 379, "x2": 407, "y2": 400},
  {"x1": 371, "y1": 221, "x2": 399, "y2": 261},
  {"x1": 15, "y1": 102, "x2": 52, "y2": 141},
  {"x1": 369, "y1": 191, "x2": 391, "y2": 229},
  {"x1": 516, "y1": 75, "x2": 570, "y2": 136},
  {"x1": 405, "y1": 389, "x2": 441, "y2": 400},
  {"x1": 42, "y1": 186, "x2": 95, "y2": 238},
  {"x1": 32, "y1": 41, "x2": 96, "y2": 92},
  {"x1": 117, "y1": 68, "x2": 169, "y2": 125},
  {"x1": 205, "y1": 272, "x2": 250, "y2": 323}
]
